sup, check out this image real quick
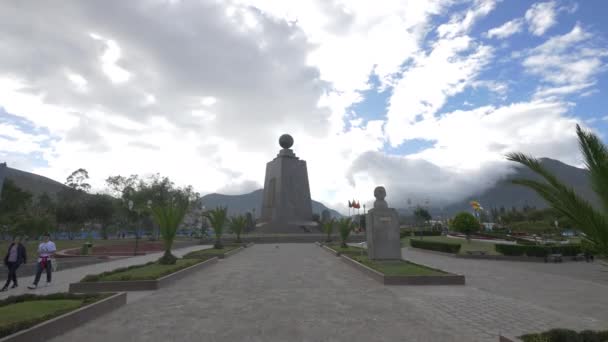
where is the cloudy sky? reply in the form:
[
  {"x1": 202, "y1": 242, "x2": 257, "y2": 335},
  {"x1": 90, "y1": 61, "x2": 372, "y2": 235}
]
[{"x1": 1, "y1": 0, "x2": 607, "y2": 213}]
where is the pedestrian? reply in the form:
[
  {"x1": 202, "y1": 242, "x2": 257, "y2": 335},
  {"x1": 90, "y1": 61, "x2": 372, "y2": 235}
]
[
  {"x1": 1, "y1": 236, "x2": 27, "y2": 292},
  {"x1": 27, "y1": 233, "x2": 56, "y2": 289}
]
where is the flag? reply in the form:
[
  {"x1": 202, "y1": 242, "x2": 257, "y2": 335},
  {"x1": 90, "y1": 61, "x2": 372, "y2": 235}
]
[
  {"x1": 348, "y1": 200, "x2": 352, "y2": 208},
  {"x1": 355, "y1": 201, "x2": 360, "y2": 209}
]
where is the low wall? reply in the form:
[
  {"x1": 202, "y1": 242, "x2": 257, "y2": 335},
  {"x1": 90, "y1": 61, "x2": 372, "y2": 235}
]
[
  {"x1": 69, "y1": 257, "x2": 218, "y2": 293},
  {"x1": 0, "y1": 292, "x2": 126, "y2": 342},
  {"x1": 239, "y1": 235, "x2": 366, "y2": 244}
]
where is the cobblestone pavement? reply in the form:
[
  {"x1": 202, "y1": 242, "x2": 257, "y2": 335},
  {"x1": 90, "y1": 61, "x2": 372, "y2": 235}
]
[
  {"x1": 40, "y1": 243, "x2": 608, "y2": 341},
  {"x1": 52, "y1": 244, "x2": 480, "y2": 342},
  {"x1": 0, "y1": 244, "x2": 210, "y2": 300}
]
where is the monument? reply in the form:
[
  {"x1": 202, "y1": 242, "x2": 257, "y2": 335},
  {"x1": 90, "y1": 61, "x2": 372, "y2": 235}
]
[
  {"x1": 366, "y1": 186, "x2": 401, "y2": 260},
  {"x1": 257, "y1": 134, "x2": 318, "y2": 233},
  {"x1": 0, "y1": 162, "x2": 6, "y2": 200}
]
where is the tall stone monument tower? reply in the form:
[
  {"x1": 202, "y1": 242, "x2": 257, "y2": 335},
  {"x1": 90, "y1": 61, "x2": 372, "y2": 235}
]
[
  {"x1": 366, "y1": 186, "x2": 401, "y2": 260},
  {"x1": 257, "y1": 134, "x2": 317, "y2": 233}
]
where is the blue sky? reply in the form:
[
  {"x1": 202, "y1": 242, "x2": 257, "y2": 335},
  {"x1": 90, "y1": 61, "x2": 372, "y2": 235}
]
[{"x1": 347, "y1": 0, "x2": 608, "y2": 159}]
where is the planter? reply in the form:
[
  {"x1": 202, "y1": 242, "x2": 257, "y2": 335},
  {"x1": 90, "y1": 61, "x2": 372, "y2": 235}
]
[
  {"x1": 221, "y1": 246, "x2": 246, "y2": 259},
  {"x1": 319, "y1": 244, "x2": 340, "y2": 256},
  {"x1": 341, "y1": 255, "x2": 465, "y2": 285},
  {"x1": 0, "y1": 292, "x2": 126, "y2": 342},
  {"x1": 69, "y1": 257, "x2": 218, "y2": 293}
]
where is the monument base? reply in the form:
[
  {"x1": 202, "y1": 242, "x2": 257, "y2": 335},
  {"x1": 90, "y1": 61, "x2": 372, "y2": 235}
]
[{"x1": 255, "y1": 221, "x2": 321, "y2": 234}]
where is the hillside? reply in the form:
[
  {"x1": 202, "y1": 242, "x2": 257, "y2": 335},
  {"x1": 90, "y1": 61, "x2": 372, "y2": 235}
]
[
  {"x1": 439, "y1": 158, "x2": 597, "y2": 217},
  {"x1": 0, "y1": 163, "x2": 69, "y2": 198},
  {"x1": 199, "y1": 189, "x2": 342, "y2": 218}
]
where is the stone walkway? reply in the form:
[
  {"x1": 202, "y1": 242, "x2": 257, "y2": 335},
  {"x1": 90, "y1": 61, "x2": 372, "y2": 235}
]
[
  {"x1": 51, "y1": 244, "x2": 480, "y2": 342},
  {"x1": 0, "y1": 244, "x2": 210, "y2": 300},
  {"x1": 10, "y1": 243, "x2": 607, "y2": 341}
]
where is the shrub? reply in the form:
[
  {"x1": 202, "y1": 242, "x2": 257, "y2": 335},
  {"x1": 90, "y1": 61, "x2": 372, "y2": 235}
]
[
  {"x1": 410, "y1": 239, "x2": 461, "y2": 253},
  {"x1": 520, "y1": 328, "x2": 608, "y2": 342},
  {"x1": 450, "y1": 212, "x2": 480, "y2": 238},
  {"x1": 495, "y1": 244, "x2": 581, "y2": 257},
  {"x1": 400, "y1": 229, "x2": 441, "y2": 238}
]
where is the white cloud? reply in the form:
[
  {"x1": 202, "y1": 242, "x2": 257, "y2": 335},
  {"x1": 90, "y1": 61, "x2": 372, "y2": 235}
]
[
  {"x1": 603, "y1": 115, "x2": 608, "y2": 122},
  {"x1": 525, "y1": 1, "x2": 557, "y2": 36},
  {"x1": 486, "y1": 18, "x2": 523, "y2": 39},
  {"x1": 385, "y1": 1, "x2": 496, "y2": 146},
  {"x1": 0, "y1": 0, "x2": 600, "y2": 215},
  {"x1": 522, "y1": 25, "x2": 608, "y2": 98}
]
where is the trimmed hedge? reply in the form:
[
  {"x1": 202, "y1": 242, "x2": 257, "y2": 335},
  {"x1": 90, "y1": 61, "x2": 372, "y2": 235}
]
[
  {"x1": 520, "y1": 328, "x2": 608, "y2": 342},
  {"x1": 0, "y1": 293, "x2": 109, "y2": 338},
  {"x1": 400, "y1": 229, "x2": 442, "y2": 238},
  {"x1": 495, "y1": 244, "x2": 582, "y2": 257},
  {"x1": 410, "y1": 239, "x2": 461, "y2": 254}
]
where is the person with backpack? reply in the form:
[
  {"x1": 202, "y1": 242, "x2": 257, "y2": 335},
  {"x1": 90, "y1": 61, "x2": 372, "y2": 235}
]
[{"x1": 1, "y1": 236, "x2": 27, "y2": 292}]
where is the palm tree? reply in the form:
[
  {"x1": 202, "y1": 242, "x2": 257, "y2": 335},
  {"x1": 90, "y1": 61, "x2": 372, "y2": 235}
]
[
  {"x1": 205, "y1": 207, "x2": 228, "y2": 249},
  {"x1": 151, "y1": 198, "x2": 189, "y2": 265},
  {"x1": 229, "y1": 215, "x2": 247, "y2": 244},
  {"x1": 322, "y1": 219, "x2": 335, "y2": 243},
  {"x1": 338, "y1": 217, "x2": 355, "y2": 248},
  {"x1": 506, "y1": 124, "x2": 608, "y2": 256}
]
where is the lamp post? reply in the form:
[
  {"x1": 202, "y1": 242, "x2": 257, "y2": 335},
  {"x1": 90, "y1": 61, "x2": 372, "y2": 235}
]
[
  {"x1": 200, "y1": 203, "x2": 207, "y2": 242},
  {"x1": 147, "y1": 200, "x2": 154, "y2": 240}
]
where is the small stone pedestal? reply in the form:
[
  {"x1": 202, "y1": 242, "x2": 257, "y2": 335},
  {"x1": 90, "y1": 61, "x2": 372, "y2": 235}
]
[{"x1": 366, "y1": 186, "x2": 401, "y2": 260}]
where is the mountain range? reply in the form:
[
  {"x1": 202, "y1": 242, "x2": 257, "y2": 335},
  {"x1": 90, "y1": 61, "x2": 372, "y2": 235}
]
[
  {"x1": 430, "y1": 158, "x2": 598, "y2": 218},
  {"x1": 0, "y1": 158, "x2": 597, "y2": 219},
  {"x1": 199, "y1": 189, "x2": 343, "y2": 218}
]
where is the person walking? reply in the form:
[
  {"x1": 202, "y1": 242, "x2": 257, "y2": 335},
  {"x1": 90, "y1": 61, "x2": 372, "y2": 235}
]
[
  {"x1": 27, "y1": 233, "x2": 56, "y2": 289},
  {"x1": 1, "y1": 236, "x2": 27, "y2": 292}
]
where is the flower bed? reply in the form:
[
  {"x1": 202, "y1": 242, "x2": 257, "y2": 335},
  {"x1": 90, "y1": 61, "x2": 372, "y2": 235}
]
[
  {"x1": 69, "y1": 257, "x2": 217, "y2": 293},
  {"x1": 0, "y1": 293, "x2": 125, "y2": 341},
  {"x1": 181, "y1": 244, "x2": 246, "y2": 259}
]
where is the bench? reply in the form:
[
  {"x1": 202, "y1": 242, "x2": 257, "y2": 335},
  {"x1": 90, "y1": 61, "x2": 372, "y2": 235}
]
[
  {"x1": 572, "y1": 253, "x2": 585, "y2": 261},
  {"x1": 466, "y1": 251, "x2": 487, "y2": 256},
  {"x1": 545, "y1": 254, "x2": 563, "y2": 263}
]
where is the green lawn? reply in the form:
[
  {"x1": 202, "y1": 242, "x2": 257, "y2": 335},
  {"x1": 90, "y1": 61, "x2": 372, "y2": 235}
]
[
  {"x1": 403, "y1": 236, "x2": 502, "y2": 255},
  {"x1": 181, "y1": 244, "x2": 243, "y2": 259},
  {"x1": 0, "y1": 299, "x2": 83, "y2": 329},
  {"x1": 325, "y1": 244, "x2": 366, "y2": 256},
  {"x1": 82, "y1": 259, "x2": 201, "y2": 282},
  {"x1": 348, "y1": 254, "x2": 446, "y2": 276}
]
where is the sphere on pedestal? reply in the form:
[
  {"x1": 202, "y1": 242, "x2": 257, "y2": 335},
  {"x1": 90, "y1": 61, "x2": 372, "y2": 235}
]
[{"x1": 279, "y1": 134, "x2": 294, "y2": 149}]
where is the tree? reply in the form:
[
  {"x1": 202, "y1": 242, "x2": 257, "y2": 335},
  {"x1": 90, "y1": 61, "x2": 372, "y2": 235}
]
[
  {"x1": 229, "y1": 215, "x2": 247, "y2": 243},
  {"x1": 322, "y1": 219, "x2": 335, "y2": 243},
  {"x1": 151, "y1": 195, "x2": 189, "y2": 265},
  {"x1": 86, "y1": 194, "x2": 116, "y2": 239},
  {"x1": 205, "y1": 207, "x2": 228, "y2": 249},
  {"x1": 506, "y1": 124, "x2": 608, "y2": 256},
  {"x1": 337, "y1": 217, "x2": 355, "y2": 248},
  {"x1": 413, "y1": 206, "x2": 431, "y2": 226},
  {"x1": 244, "y1": 212, "x2": 254, "y2": 233},
  {"x1": 450, "y1": 212, "x2": 480, "y2": 242},
  {"x1": 66, "y1": 168, "x2": 91, "y2": 192},
  {"x1": 0, "y1": 179, "x2": 33, "y2": 237}
]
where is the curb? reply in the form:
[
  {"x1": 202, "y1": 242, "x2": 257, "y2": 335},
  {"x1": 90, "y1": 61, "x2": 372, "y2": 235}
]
[
  {"x1": 69, "y1": 257, "x2": 218, "y2": 293},
  {"x1": 0, "y1": 292, "x2": 126, "y2": 342},
  {"x1": 341, "y1": 255, "x2": 465, "y2": 285}
]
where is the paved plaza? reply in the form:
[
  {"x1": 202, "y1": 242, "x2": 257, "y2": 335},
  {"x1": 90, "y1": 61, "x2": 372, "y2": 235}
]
[{"x1": 16, "y1": 243, "x2": 603, "y2": 342}]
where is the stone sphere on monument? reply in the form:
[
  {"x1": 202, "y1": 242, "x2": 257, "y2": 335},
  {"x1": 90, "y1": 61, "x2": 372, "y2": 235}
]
[{"x1": 279, "y1": 134, "x2": 294, "y2": 149}]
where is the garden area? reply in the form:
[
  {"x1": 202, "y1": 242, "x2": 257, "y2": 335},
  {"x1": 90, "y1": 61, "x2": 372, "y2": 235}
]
[
  {"x1": 0, "y1": 293, "x2": 113, "y2": 338},
  {"x1": 80, "y1": 258, "x2": 202, "y2": 282},
  {"x1": 322, "y1": 244, "x2": 447, "y2": 276}
]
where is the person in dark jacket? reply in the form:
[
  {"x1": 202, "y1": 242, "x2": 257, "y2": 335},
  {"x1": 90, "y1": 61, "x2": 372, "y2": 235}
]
[{"x1": 2, "y1": 236, "x2": 27, "y2": 291}]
